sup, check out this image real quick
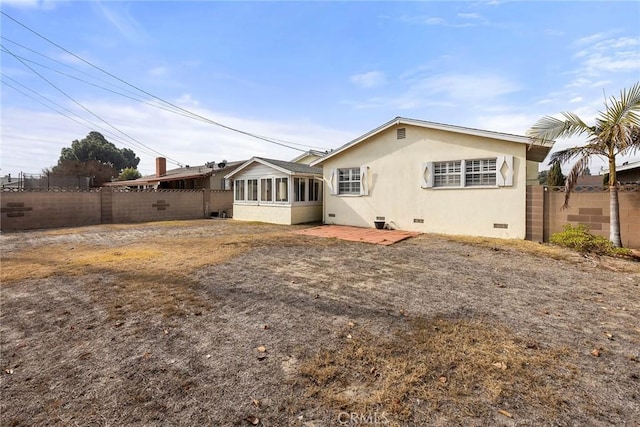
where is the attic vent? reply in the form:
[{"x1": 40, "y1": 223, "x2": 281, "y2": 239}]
[{"x1": 397, "y1": 128, "x2": 406, "y2": 139}]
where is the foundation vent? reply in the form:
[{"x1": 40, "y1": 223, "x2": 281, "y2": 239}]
[
  {"x1": 328, "y1": 213, "x2": 336, "y2": 218},
  {"x1": 493, "y1": 223, "x2": 508, "y2": 229},
  {"x1": 413, "y1": 218, "x2": 424, "y2": 223}
]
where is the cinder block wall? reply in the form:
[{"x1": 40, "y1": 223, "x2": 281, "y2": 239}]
[
  {"x1": 525, "y1": 185, "x2": 544, "y2": 242},
  {"x1": 2, "y1": 189, "x2": 234, "y2": 230},
  {"x1": 110, "y1": 190, "x2": 206, "y2": 223},
  {"x1": 543, "y1": 187, "x2": 639, "y2": 249},
  {"x1": 1, "y1": 191, "x2": 101, "y2": 231},
  {"x1": 207, "y1": 191, "x2": 233, "y2": 217}
]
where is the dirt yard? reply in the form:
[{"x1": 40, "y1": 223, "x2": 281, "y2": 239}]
[{"x1": 1, "y1": 220, "x2": 639, "y2": 426}]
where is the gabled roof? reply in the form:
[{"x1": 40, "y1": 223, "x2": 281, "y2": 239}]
[
  {"x1": 290, "y1": 149, "x2": 328, "y2": 163},
  {"x1": 310, "y1": 117, "x2": 554, "y2": 166},
  {"x1": 224, "y1": 157, "x2": 323, "y2": 179}
]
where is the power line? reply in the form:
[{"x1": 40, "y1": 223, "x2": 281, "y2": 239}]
[
  {"x1": 1, "y1": 43, "x2": 185, "y2": 166},
  {"x1": 1, "y1": 75, "x2": 170, "y2": 161},
  {"x1": 1, "y1": 11, "x2": 319, "y2": 152}
]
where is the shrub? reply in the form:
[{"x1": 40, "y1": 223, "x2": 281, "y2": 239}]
[{"x1": 550, "y1": 224, "x2": 631, "y2": 256}]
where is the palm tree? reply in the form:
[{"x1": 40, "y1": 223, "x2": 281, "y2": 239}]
[{"x1": 526, "y1": 82, "x2": 640, "y2": 247}]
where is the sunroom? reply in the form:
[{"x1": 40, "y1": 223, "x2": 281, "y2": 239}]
[{"x1": 224, "y1": 157, "x2": 323, "y2": 225}]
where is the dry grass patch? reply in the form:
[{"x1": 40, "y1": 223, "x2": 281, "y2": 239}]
[
  {"x1": 1, "y1": 227, "x2": 317, "y2": 319},
  {"x1": 440, "y1": 234, "x2": 573, "y2": 260},
  {"x1": 295, "y1": 315, "x2": 578, "y2": 425}
]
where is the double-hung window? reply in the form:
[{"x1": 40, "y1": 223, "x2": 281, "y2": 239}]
[
  {"x1": 465, "y1": 159, "x2": 497, "y2": 186},
  {"x1": 338, "y1": 168, "x2": 360, "y2": 195},
  {"x1": 423, "y1": 156, "x2": 511, "y2": 189},
  {"x1": 433, "y1": 161, "x2": 461, "y2": 187},
  {"x1": 247, "y1": 179, "x2": 258, "y2": 201},
  {"x1": 234, "y1": 179, "x2": 245, "y2": 201}
]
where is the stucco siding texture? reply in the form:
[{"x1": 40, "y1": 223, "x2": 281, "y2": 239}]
[{"x1": 322, "y1": 125, "x2": 528, "y2": 239}]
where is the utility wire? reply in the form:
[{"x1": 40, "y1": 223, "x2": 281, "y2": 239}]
[
  {"x1": 2, "y1": 39, "x2": 321, "y2": 150},
  {"x1": 0, "y1": 47, "x2": 210, "y2": 122},
  {"x1": 2, "y1": 43, "x2": 185, "y2": 166},
  {"x1": 1, "y1": 11, "x2": 318, "y2": 152},
  {"x1": 1, "y1": 76, "x2": 166, "y2": 160}
]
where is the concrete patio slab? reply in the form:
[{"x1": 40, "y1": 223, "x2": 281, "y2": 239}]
[{"x1": 293, "y1": 225, "x2": 420, "y2": 246}]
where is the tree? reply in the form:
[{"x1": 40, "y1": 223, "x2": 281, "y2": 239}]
[
  {"x1": 58, "y1": 132, "x2": 140, "y2": 171},
  {"x1": 547, "y1": 161, "x2": 565, "y2": 187},
  {"x1": 119, "y1": 167, "x2": 142, "y2": 181},
  {"x1": 48, "y1": 159, "x2": 119, "y2": 187},
  {"x1": 526, "y1": 82, "x2": 640, "y2": 247},
  {"x1": 537, "y1": 169, "x2": 549, "y2": 185},
  {"x1": 51, "y1": 132, "x2": 141, "y2": 187}
]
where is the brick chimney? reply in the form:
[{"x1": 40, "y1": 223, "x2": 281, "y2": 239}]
[{"x1": 156, "y1": 157, "x2": 167, "y2": 177}]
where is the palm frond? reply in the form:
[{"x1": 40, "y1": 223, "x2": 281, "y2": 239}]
[
  {"x1": 548, "y1": 144, "x2": 602, "y2": 165},
  {"x1": 561, "y1": 154, "x2": 592, "y2": 209},
  {"x1": 526, "y1": 113, "x2": 594, "y2": 144},
  {"x1": 599, "y1": 81, "x2": 640, "y2": 127}
]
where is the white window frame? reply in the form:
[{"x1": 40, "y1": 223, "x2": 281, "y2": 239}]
[
  {"x1": 433, "y1": 160, "x2": 462, "y2": 187},
  {"x1": 309, "y1": 178, "x2": 321, "y2": 202},
  {"x1": 234, "y1": 179, "x2": 245, "y2": 201},
  {"x1": 260, "y1": 177, "x2": 273, "y2": 202},
  {"x1": 247, "y1": 179, "x2": 258, "y2": 201},
  {"x1": 465, "y1": 158, "x2": 497, "y2": 186},
  {"x1": 293, "y1": 177, "x2": 306, "y2": 202},
  {"x1": 275, "y1": 177, "x2": 289, "y2": 202},
  {"x1": 422, "y1": 156, "x2": 513, "y2": 189},
  {"x1": 338, "y1": 168, "x2": 360, "y2": 195}
]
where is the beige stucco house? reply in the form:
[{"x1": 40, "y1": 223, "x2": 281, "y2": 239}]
[
  {"x1": 225, "y1": 157, "x2": 323, "y2": 225},
  {"x1": 311, "y1": 117, "x2": 553, "y2": 239}
]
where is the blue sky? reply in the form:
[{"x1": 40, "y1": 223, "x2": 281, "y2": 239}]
[{"x1": 1, "y1": 0, "x2": 639, "y2": 177}]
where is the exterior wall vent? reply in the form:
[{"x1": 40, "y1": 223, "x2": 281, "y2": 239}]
[
  {"x1": 328, "y1": 213, "x2": 336, "y2": 218},
  {"x1": 376, "y1": 216, "x2": 385, "y2": 221},
  {"x1": 413, "y1": 218, "x2": 424, "y2": 223},
  {"x1": 397, "y1": 128, "x2": 406, "y2": 139},
  {"x1": 493, "y1": 223, "x2": 508, "y2": 229}
]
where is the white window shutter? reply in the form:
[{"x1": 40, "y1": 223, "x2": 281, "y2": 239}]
[
  {"x1": 497, "y1": 155, "x2": 514, "y2": 187},
  {"x1": 421, "y1": 162, "x2": 433, "y2": 188},
  {"x1": 360, "y1": 165, "x2": 369, "y2": 196},
  {"x1": 328, "y1": 169, "x2": 337, "y2": 195}
]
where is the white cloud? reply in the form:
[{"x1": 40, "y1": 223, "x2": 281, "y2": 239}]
[
  {"x1": 148, "y1": 66, "x2": 169, "y2": 78},
  {"x1": 569, "y1": 96, "x2": 583, "y2": 103},
  {"x1": 567, "y1": 36, "x2": 640, "y2": 87},
  {"x1": 0, "y1": 100, "x2": 352, "y2": 177},
  {"x1": 457, "y1": 13, "x2": 482, "y2": 19},
  {"x1": 0, "y1": 0, "x2": 59, "y2": 10},
  {"x1": 574, "y1": 32, "x2": 608, "y2": 46},
  {"x1": 408, "y1": 74, "x2": 520, "y2": 101},
  {"x1": 93, "y1": 2, "x2": 150, "y2": 44},
  {"x1": 425, "y1": 17, "x2": 446, "y2": 25},
  {"x1": 350, "y1": 71, "x2": 387, "y2": 89}
]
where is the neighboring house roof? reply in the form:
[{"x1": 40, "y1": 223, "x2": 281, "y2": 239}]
[
  {"x1": 610, "y1": 160, "x2": 640, "y2": 173},
  {"x1": 310, "y1": 116, "x2": 554, "y2": 166},
  {"x1": 290, "y1": 149, "x2": 328, "y2": 163},
  {"x1": 105, "y1": 161, "x2": 244, "y2": 187},
  {"x1": 225, "y1": 157, "x2": 323, "y2": 179}
]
